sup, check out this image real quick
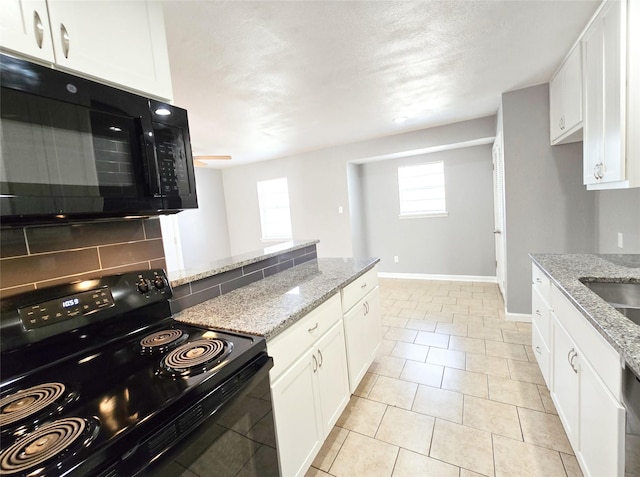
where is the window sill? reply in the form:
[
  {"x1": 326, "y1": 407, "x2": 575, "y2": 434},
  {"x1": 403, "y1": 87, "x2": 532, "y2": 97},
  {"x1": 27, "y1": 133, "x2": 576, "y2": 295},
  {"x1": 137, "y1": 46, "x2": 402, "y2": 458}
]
[{"x1": 399, "y1": 212, "x2": 449, "y2": 219}]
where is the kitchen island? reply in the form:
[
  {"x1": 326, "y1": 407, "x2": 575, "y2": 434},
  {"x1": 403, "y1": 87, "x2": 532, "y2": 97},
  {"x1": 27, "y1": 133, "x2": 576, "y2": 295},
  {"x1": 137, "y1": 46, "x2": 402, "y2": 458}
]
[
  {"x1": 172, "y1": 251, "x2": 381, "y2": 477},
  {"x1": 530, "y1": 253, "x2": 640, "y2": 376},
  {"x1": 173, "y1": 256, "x2": 379, "y2": 340}
]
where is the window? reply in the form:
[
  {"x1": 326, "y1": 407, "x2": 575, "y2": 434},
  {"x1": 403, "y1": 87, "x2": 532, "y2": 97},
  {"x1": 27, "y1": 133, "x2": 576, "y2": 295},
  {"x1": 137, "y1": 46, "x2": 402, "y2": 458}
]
[
  {"x1": 257, "y1": 177, "x2": 292, "y2": 240},
  {"x1": 398, "y1": 161, "x2": 447, "y2": 217}
]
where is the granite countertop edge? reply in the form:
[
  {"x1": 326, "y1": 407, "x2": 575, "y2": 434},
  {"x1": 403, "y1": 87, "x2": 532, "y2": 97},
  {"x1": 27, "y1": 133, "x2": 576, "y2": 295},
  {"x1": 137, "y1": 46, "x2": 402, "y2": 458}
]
[
  {"x1": 173, "y1": 257, "x2": 380, "y2": 341},
  {"x1": 168, "y1": 240, "x2": 320, "y2": 287},
  {"x1": 529, "y1": 253, "x2": 640, "y2": 377}
]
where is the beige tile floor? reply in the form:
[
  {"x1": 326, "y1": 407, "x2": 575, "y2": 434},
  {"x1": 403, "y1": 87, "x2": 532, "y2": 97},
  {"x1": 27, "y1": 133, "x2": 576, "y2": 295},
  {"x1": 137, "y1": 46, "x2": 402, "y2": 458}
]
[{"x1": 305, "y1": 278, "x2": 583, "y2": 477}]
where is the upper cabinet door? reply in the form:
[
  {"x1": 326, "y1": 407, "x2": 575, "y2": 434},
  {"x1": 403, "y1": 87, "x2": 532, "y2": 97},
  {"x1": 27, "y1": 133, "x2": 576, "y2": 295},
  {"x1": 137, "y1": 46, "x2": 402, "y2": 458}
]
[
  {"x1": 583, "y1": 0, "x2": 628, "y2": 188},
  {"x1": 549, "y1": 45, "x2": 583, "y2": 145},
  {"x1": 47, "y1": 1, "x2": 173, "y2": 100},
  {"x1": 563, "y1": 46, "x2": 583, "y2": 135},
  {"x1": 0, "y1": 0, "x2": 55, "y2": 63}
]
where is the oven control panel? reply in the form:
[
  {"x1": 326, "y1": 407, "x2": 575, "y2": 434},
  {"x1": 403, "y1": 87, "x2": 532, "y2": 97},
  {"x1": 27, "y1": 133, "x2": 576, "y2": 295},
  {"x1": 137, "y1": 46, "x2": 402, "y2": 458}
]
[{"x1": 18, "y1": 288, "x2": 115, "y2": 330}]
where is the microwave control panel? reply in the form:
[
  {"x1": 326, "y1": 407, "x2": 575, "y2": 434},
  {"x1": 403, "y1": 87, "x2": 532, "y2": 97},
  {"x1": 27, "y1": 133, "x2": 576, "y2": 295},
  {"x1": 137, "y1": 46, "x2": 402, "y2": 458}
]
[{"x1": 155, "y1": 126, "x2": 191, "y2": 196}]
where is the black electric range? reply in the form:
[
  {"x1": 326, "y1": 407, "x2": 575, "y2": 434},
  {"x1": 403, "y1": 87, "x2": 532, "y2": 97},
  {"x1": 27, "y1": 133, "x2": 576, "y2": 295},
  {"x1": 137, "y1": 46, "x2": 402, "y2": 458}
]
[{"x1": 0, "y1": 270, "x2": 279, "y2": 477}]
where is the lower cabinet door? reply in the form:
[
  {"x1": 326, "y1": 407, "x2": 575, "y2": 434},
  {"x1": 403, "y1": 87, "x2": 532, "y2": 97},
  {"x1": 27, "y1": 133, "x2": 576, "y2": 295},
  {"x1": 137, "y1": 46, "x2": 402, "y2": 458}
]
[
  {"x1": 551, "y1": 317, "x2": 580, "y2": 447},
  {"x1": 532, "y1": 321, "x2": 551, "y2": 388},
  {"x1": 343, "y1": 286, "x2": 382, "y2": 393},
  {"x1": 577, "y1": 355, "x2": 625, "y2": 477},
  {"x1": 271, "y1": 347, "x2": 323, "y2": 477},
  {"x1": 316, "y1": 320, "x2": 350, "y2": 432}
]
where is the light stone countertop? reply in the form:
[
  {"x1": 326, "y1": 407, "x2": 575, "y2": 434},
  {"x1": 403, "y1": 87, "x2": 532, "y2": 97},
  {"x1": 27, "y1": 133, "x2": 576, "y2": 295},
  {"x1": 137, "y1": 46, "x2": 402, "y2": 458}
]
[
  {"x1": 168, "y1": 240, "x2": 319, "y2": 287},
  {"x1": 530, "y1": 254, "x2": 640, "y2": 377},
  {"x1": 173, "y1": 257, "x2": 379, "y2": 340}
]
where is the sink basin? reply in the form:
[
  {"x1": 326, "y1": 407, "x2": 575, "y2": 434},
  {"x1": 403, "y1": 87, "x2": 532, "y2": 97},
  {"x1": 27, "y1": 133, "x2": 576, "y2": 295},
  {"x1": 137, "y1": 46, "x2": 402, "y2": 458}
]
[
  {"x1": 616, "y1": 307, "x2": 640, "y2": 326},
  {"x1": 582, "y1": 281, "x2": 640, "y2": 308},
  {"x1": 582, "y1": 281, "x2": 640, "y2": 325}
]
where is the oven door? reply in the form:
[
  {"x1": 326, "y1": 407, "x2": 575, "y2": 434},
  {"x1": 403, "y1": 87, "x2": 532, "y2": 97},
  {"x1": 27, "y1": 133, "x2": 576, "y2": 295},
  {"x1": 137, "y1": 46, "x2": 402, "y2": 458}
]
[
  {"x1": 0, "y1": 54, "x2": 164, "y2": 223},
  {"x1": 131, "y1": 354, "x2": 279, "y2": 477}
]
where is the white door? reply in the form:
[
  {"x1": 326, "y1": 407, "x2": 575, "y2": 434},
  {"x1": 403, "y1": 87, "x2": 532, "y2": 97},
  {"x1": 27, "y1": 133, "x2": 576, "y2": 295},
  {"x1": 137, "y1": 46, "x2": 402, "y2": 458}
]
[{"x1": 492, "y1": 136, "x2": 506, "y2": 298}]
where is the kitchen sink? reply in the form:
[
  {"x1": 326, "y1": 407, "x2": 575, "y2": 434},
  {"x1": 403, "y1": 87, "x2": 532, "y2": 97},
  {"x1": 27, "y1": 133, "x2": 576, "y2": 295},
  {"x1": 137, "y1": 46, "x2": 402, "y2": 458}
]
[{"x1": 582, "y1": 281, "x2": 640, "y2": 326}]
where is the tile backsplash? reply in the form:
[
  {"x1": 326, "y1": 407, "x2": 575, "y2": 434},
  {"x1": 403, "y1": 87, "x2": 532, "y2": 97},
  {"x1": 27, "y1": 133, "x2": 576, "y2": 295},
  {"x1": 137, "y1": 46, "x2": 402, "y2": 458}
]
[{"x1": 0, "y1": 218, "x2": 166, "y2": 298}]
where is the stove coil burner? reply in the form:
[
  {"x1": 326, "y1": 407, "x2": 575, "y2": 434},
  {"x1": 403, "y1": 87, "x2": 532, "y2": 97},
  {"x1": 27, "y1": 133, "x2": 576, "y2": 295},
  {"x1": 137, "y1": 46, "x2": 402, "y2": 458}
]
[
  {"x1": 0, "y1": 383, "x2": 70, "y2": 430},
  {"x1": 140, "y1": 329, "x2": 188, "y2": 354},
  {"x1": 0, "y1": 417, "x2": 99, "y2": 476},
  {"x1": 160, "y1": 339, "x2": 232, "y2": 377}
]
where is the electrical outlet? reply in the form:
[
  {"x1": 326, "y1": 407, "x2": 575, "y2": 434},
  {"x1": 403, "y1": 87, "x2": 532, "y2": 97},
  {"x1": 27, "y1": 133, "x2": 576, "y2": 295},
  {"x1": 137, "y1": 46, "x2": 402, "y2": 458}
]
[
  {"x1": 618, "y1": 232, "x2": 624, "y2": 249},
  {"x1": 393, "y1": 256, "x2": 399, "y2": 263}
]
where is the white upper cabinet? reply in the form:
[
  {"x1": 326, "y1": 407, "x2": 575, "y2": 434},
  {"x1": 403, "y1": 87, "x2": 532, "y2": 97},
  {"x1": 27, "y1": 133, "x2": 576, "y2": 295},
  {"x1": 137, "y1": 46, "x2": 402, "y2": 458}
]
[
  {"x1": 582, "y1": 0, "x2": 639, "y2": 189},
  {"x1": 0, "y1": 0, "x2": 55, "y2": 63},
  {"x1": 550, "y1": 44, "x2": 583, "y2": 145},
  {"x1": 0, "y1": 1, "x2": 173, "y2": 101}
]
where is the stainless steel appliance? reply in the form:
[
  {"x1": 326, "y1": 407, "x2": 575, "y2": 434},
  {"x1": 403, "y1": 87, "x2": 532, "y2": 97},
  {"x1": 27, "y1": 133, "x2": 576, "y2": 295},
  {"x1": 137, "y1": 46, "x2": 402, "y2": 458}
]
[
  {"x1": 625, "y1": 365, "x2": 640, "y2": 475},
  {"x1": 0, "y1": 54, "x2": 198, "y2": 224},
  {"x1": 0, "y1": 270, "x2": 278, "y2": 476}
]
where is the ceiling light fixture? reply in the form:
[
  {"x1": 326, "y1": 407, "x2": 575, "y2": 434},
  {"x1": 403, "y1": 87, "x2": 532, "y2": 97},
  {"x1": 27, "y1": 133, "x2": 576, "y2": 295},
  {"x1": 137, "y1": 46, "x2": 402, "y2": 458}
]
[{"x1": 154, "y1": 107, "x2": 172, "y2": 116}]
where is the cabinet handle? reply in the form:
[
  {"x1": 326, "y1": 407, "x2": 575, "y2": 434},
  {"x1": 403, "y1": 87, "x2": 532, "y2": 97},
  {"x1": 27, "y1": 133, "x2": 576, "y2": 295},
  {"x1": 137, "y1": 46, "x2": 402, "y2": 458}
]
[
  {"x1": 361, "y1": 282, "x2": 368, "y2": 289},
  {"x1": 308, "y1": 323, "x2": 318, "y2": 333},
  {"x1": 365, "y1": 302, "x2": 370, "y2": 315},
  {"x1": 312, "y1": 354, "x2": 318, "y2": 373},
  {"x1": 60, "y1": 23, "x2": 70, "y2": 58},
  {"x1": 567, "y1": 348, "x2": 578, "y2": 374},
  {"x1": 33, "y1": 11, "x2": 44, "y2": 49},
  {"x1": 570, "y1": 351, "x2": 578, "y2": 373},
  {"x1": 317, "y1": 350, "x2": 323, "y2": 367},
  {"x1": 535, "y1": 310, "x2": 542, "y2": 316},
  {"x1": 535, "y1": 346, "x2": 542, "y2": 354},
  {"x1": 535, "y1": 277, "x2": 542, "y2": 284}
]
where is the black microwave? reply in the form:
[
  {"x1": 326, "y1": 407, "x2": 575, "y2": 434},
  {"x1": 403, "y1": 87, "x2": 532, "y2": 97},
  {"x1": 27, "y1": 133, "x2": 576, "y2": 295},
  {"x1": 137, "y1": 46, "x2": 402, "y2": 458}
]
[{"x1": 0, "y1": 54, "x2": 197, "y2": 224}]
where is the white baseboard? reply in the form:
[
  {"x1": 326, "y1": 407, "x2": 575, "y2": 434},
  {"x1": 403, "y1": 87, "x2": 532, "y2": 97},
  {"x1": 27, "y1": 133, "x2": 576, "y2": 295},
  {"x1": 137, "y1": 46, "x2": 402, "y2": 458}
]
[
  {"x1": 377, "y1": 272, "x2": 497, "y2": 283},
  {"x1": 505, "y1": 312, "x2": 532, "y2": 323}
]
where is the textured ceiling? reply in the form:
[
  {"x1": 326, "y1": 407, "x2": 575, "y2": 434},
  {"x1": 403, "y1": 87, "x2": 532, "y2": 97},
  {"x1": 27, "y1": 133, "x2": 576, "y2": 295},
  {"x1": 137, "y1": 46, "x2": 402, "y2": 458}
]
[{"x1": 162, "y1": 0, "x2": 600, "y2": 167}]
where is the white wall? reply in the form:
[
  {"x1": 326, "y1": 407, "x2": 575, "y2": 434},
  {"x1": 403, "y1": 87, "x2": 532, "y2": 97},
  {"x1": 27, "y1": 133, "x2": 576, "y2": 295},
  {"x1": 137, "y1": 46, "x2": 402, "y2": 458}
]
[
  {"x1": 595, "y1": 188, "x2": 640, "y2": 253},
  {"x1": 359, "y1": 144, "x2": 496, "y2": 277},
  {"x1": 176, "y1": 167, "x2": 231, "y2": 268},
  {"x1": 501, "y1": 84, "x2": 597, "y2": 314},
  {"x1": 222, "y1": 116, "x2": 496, "y2": 258}
]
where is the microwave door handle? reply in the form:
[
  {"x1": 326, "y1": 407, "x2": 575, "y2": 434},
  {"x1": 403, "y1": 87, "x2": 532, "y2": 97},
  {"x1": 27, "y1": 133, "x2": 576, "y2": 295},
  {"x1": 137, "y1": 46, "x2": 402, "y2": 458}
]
[{"x1": 139, "y1": 120, "x2": 162, "y2": 197}]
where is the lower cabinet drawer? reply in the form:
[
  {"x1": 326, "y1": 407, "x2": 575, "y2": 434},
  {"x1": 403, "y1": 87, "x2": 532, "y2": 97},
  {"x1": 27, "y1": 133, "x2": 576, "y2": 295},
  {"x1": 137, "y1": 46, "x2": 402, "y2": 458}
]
[
  {"x1": 268, "y1": 293, "x2": 342, "y2": 381},
  {"x1": 532, "y1": 288, "x2": 551, "y2": 347},
  {"x1": 532, "y1": 321, "x2": 551, "y2": 388}
]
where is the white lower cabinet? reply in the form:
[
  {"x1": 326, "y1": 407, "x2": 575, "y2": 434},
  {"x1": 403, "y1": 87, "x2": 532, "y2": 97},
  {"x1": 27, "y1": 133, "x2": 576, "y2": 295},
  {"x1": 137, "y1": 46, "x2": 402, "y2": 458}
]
[
  {"x1": 343, "y1": 286, "x2": 381, "y2": 393},
  {"x1": 271, "y1": 346, "x2": 323, "y2": 477},
  {"x1": 341, "y1": 266, "x2": 382, "y2": 393},
  {"x1": 578, "y1": 354, "x2": 625, "y2": 477},
  {"x1": 551, "y1": 317, "x2": 581, "y2": 449},
  {"x1": 268, "y1": 295, "x2": 350, "y2": 477},
  {"x1": 548, "y1": 287, "x2": 625, "y2": 477}
]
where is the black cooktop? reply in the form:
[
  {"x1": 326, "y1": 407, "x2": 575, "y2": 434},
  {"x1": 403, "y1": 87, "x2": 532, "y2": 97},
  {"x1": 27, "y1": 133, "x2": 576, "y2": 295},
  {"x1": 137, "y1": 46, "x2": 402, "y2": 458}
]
[{"x1": 0, "y1": 270, "x2": 269, "y2": 477}]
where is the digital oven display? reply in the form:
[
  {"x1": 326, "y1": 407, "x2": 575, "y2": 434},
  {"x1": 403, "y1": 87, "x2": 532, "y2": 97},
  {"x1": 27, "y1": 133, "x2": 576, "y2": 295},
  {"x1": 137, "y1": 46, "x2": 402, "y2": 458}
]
[{"x1": 18, "y1": 288, "x2": 115, "y2": 330}]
